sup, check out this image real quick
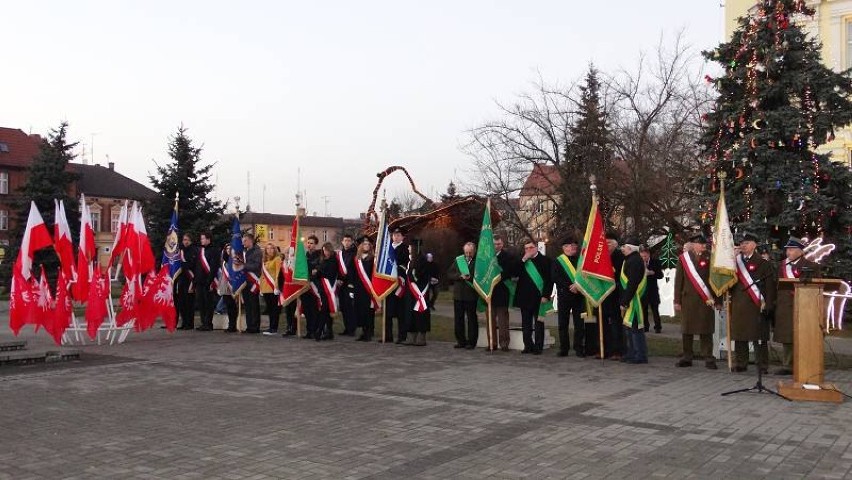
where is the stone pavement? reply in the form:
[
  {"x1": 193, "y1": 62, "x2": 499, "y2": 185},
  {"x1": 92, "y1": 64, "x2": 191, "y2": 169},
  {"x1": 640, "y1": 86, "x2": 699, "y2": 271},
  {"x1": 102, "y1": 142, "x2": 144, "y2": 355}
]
[{"x1": 1, "y1": 327, "x2": 852, "y2": 480}]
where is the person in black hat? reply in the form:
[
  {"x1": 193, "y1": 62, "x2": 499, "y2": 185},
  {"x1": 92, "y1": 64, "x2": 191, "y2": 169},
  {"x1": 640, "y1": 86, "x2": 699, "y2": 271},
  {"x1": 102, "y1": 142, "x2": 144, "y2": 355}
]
[
  {"x1": 619, "y1": 236, "x2": 648, "y2": 364},
  {"x1": 552, "y1": 236, "x2": 586, "y2": 357},
  {"x1": 601, "y1": 230, "x2": 625, "y2": 359},
  {"x1": 639, "y1": 245, "x2": 663, "y2": 333},
  {"x1": 383, "y1": 226, "x2": 411, "y2": 344},
  {"x1": 729, "y1": 231, "x2": 776, "y2": 373},
  {"x1": 773, "y1": 236, "x2": 821, "y2": 375},
  {"x1": 674, "y1": 233, "x2": 718, "y2": 369}
]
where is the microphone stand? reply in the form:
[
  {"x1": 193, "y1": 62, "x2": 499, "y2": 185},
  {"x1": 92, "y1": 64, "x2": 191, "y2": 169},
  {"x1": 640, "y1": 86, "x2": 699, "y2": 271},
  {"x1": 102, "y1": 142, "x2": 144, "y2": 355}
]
[{"x1": 721, "y1": 268, "x2": 790, "y2": 401}]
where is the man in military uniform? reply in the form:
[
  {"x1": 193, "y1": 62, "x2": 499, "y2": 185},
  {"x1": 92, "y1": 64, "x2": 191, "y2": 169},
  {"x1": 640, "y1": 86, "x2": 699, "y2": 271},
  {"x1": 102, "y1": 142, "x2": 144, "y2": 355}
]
[
  {"x1": 730, "y1": 231, "x2": 776, "y2": 373},
  {"x1": 673, "y1": 234, "x2": 717, "y2": 369},
  {"x1": 773, "y1": 237, "x2": 822, "y2": 375}
]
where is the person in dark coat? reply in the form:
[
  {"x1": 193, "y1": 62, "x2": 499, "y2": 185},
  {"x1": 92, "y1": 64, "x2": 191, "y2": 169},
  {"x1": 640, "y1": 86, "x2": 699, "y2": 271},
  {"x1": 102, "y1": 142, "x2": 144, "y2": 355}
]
[
  {"x1": 176, "y1": 233, "x2": 198, "y2": 330},
  {"x1": 384, "y1": 227, "x2": 411, "y2": 344},
  {"x1": 425, "y1": 253, "x2": 440, "y2": 311},
  {"x1": 673, "y1": 234, "x2": 717, "y2": 369},
  {"x1": 353, "y1": 236, "x2": 376, "y2": 342},
  {"x1": 602, "y1": 231, "x2": 625, "y2": 359},
  {"x1": 447, "y1": 242, "x2": 479, "y2": 349},
  {"x1": 730, "y1": 231, "x2": 777, "y2": 373},
  {"x1": 639, "y1": 246, "x2": 663, "y2": 333},
  {"x1": 514, "y1": 239, "x2": 553, "y2": 354},
  {"x1": 241, "y1": 234, "x2": 263, "y2": 334},
  {"x1": 315, "y1": 242, "x2": 339, "y2": 341},
  {"x1": 773, "y1": 237, "x2": 822, "y2": 375},
  {"x1": 490, "y1": 235, "x2": 519, "y2": 351},
  {"x1": 336, "y1": 234, "x2": 358, "y2": 336},
  {"x1": 194, "y1": 231, "x2": 220, "y2": 331},
  {"x1": 406, "y1": 244, "x2": 431, "y2": 346},
  {"x1": 619, "y1": 237, "x2": 648, "y2": 364},
  {"x1": 300, "y1": 235, "x2": 321, "y2": 339},
  {"x1": 552, "y1": 236, "x2": 586, "y2": 357}
]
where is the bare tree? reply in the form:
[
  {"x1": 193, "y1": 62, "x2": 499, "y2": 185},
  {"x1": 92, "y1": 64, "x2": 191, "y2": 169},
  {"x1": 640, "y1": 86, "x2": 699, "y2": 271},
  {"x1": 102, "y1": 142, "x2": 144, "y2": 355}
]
[
  {"x1": 463, "y1": 79, "x2": 578, "y2": 241},
  {"x1": 604, "y1": 32, "x2": 713, "y2": 238}
]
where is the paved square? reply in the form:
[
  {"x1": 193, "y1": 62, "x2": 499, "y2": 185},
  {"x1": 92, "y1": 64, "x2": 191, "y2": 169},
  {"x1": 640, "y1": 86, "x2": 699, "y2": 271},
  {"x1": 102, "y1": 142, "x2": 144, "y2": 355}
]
[{"x1": 1, "y1": 329, "x2": 851, "y2": 479}]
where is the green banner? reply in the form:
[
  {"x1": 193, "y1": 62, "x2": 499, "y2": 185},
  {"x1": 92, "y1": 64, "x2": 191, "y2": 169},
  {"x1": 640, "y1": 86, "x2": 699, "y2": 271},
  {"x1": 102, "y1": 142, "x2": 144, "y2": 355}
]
[{"x1": 472, "y1": 199, "x2": 502, "y2": 302}]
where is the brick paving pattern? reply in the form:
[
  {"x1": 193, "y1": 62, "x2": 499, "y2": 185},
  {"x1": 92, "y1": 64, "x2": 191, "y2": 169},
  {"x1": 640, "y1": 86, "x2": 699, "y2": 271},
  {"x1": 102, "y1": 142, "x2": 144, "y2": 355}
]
[{"x1": 1, "y1": 329, "x2": 851, "y2": 479}]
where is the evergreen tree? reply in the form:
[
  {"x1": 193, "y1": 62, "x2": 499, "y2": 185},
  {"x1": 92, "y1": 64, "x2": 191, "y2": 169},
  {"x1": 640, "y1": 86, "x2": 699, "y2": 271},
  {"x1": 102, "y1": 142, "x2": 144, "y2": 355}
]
[
  {"x1": 5, "y1": 122, "x2": 80, "y2": 281},
  {"x1": 557, "y1": 65, "x2": 614, "y2": 238},
  {"x1": 700, "y1": 0, "x2": 852, "y2": 278},
  {"x1": 148, "y1": 125, "x2": 225, "y2": 250}
]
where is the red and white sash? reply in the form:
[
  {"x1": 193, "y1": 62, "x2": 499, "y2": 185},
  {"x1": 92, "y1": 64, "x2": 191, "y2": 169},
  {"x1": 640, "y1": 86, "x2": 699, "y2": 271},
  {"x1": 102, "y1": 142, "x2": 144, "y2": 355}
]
[
  {"x1": 262, "y1": 263, "x2": 277, "y2": 290},
  {"x1": 781, "y1": 260, "x2": 800, "y2": 279},
  {"x1": 736, "y1": 255, "x2": 764, "y2": 307},
  {"x1": 200, "y1": 248, "x2": 211, "y2": 274},
  {"x1": 409, "y1": 281, "x2": 429, "y2": 312},
  {"x1": 679, "y1": 253, "x2": 712, "y2": 303},
  {"x1": 247, "y1": 272, "x2": 260, "y2": 294},
  {"x1": 336, "y1": 250, "x2": 348, "y2": 277},
  {"x1": 356, "y1": 258, "x2": 379, "y2": 309},
  {"x1": 309, "y1": 282, "x2": 323, "y2": 308},
  {"x1": 320, "y1": 278, "x2": 339, "y2": 314}
]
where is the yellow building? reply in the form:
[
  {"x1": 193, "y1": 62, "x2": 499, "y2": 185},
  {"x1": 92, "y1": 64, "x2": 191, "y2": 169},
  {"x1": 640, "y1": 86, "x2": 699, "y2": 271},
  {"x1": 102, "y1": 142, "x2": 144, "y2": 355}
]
[{"x1": 725, "y1": 0, "x2": 852, "y2": 166}]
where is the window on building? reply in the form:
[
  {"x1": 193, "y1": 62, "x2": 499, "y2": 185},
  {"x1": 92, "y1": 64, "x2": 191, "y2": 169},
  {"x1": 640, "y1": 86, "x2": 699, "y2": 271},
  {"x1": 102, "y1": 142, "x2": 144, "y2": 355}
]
[
  {"x1": 110, "y1": 206, "x2": 122, "y2": 232},
  {"x1": 269, "y1": 229, "x2": 274, "y2": 240},
  {"x1": 847, "y1": 18, "x2": 852, "y2": 69},
  {"x1": 0, "y1": 172, "x2": 7, "y2": 194},
  {"x1": 0, "y1": 210, "x2": 8, "y2": 231},
  {"x1": 89, "y1": 204, "x2": 102, "y2": 233},
  {"x1": 323, "y1": 230, "x2": 328, "y2": 242},
  {"x1": 0, "y1": 143, "x2": 8, "y2": 153}
]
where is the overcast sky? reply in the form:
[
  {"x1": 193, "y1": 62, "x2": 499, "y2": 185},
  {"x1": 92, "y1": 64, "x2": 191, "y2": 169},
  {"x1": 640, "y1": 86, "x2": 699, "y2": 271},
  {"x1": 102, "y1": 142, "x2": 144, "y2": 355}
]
[{"x1": 1, "y1": 1, "x2": 723, "y2": 218}]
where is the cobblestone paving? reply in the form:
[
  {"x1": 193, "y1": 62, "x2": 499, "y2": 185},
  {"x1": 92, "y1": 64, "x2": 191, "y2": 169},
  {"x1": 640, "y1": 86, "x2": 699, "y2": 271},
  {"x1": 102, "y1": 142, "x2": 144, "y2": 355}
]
[{"x1": 1, "y1": 330, "x2": 851, "y2": 479}]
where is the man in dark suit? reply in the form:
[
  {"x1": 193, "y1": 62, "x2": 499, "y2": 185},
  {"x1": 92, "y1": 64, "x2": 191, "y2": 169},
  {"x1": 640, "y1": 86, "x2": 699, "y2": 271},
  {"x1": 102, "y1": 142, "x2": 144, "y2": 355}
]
[
  {"x1": 602, "y1": 231, "x2": 625, "y2": 359},
  {"x1": 552, "y1": 236, "x2": 586, "y2": 357},
  {"x1": 730, "y1": 231, "x2": 777, "y2": 373},
  {"x1": 194, "y1": 231, "x2": 220, "y2": 331},
  {"x1": 447, "y1": 242, "x2": 479, "y2": 349},
  {"x1": 176, "y1": 233, "x2": 198, "y2": 330},
  {"x1": 514, "y1": 239, "x2": 553, "y2": 354},
  {"x1": 383, "y1": 227, "x2": 411, "y2": 344},
  {"x1": 639, "y1": 246, "x2": 664, "y2": 333},
  {"x1": 773, "y1": 237, "x2": 821, "y2": 375},
  {"x1": 490, "y1": 235, "x2": 518, "y2": 351},
  {"x1": 620, "y1": 237, "x2": 648, "y2": 364}
]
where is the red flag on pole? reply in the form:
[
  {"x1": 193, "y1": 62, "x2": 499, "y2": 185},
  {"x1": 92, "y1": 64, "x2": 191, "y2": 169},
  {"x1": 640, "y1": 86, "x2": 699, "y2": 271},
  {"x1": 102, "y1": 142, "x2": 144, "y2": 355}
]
[
  {"x1": 107, "y1": 200, "x2": 128, "y2": 273},
  {"x1": 53, "y1": 200, "x2": 75, "y2": 281},
  {"x1": 50, "y1": 271, "x2": 72, "y2": 345},
  {"x1": 73, "y1": 195, "x2": 96, "y2": 302},
  {"x1": 10, "y1": 201, "x2": 53, "y2": 335},
  {"x1": 85, "y1": 267, "x2": 109, "y2": 339}
]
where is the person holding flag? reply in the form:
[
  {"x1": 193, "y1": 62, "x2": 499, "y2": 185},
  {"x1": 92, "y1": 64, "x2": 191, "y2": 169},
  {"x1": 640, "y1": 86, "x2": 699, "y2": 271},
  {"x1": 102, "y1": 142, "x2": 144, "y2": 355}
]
[
  {"x1": 514, "y1": 239, "x2": 553, "y2": 355},
  {"x1": 300, "y1": 235, "x2": 322, "y2": 339},
  {"x1": 195, "y1": 231, "x2": 220, "y2": 331},
  {"x1": 315, "y1": 242, "x2": 339, "y2": 341},
  {"x1": 447, "y1": 241, "x2": 479, "y2": 350},
  {"x1": 729, "y1": 231, "x2": 776, "y2": 373},
  {"x1": 674, "y1": 234, "x2": 718, "y2": 369},
  {"x1": 260, "y1": 242, "x2": 283, "y2": 335},
  {"x1": 471, "y1": 199, "x2": 504, "y2": 352},
  {"x1": 353, "y1": 236, "x2": 378, "y2": 342},
  {"x1": 552, "y1": 236, "x2": 586, "y2": 357},
  {"x1": 218, "y1": 244, "x2": 239, "y2": 332},
  {"x1": 619, "y1": 237, "x2": 648, "y2": 364},
  {"x1": 225, "y1": 217, "x2": 247, "y2": 331},
  {"x1": 240, "y1": 233, "x2": 263, "y2": 334},
  {"x1": 488, "y1": 235, "x2": 518, "y2": 351}
]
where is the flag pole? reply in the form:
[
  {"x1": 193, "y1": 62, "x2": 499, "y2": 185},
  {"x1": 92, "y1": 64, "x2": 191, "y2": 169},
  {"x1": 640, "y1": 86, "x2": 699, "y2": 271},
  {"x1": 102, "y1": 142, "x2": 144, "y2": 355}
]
[
  {"x1": 296, "y1": 298, "x2": 302, "y2": 339},
  {"x1": 725, "y1": 292, "x2": 733, "y2": 372},
  {"x1": 487, "y1": 300, "x2": 494, "y2": 353},
  {"x1": 598, "y1": 305, "x2": 605, "y2": 362},
  {"x1": 381, "y1": 298, "x2": 387, "y2": 343}
]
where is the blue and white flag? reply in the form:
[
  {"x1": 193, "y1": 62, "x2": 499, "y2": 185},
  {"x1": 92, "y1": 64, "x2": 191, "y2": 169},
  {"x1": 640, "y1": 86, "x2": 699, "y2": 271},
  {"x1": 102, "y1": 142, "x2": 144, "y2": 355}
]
[{"x1": 226, "y1": 217, "x2": 246, "y2": 296}]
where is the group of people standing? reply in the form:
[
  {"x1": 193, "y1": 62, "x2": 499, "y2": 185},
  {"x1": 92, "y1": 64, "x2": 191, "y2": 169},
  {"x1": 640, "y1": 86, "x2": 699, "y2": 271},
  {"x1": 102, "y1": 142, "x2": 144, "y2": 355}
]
[{"x1": 168, "y1": 225, "x2": 819, "y2": 374}]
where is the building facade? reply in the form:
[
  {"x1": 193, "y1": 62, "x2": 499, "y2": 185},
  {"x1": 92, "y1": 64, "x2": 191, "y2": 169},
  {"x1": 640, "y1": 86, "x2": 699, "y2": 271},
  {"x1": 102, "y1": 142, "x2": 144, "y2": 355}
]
[
  {"x1": 0, "y1": 128, "x2": 43, "y2": 256},
  {"x1": 240, "y1": 211, "x2": 348, "y2": 252}
]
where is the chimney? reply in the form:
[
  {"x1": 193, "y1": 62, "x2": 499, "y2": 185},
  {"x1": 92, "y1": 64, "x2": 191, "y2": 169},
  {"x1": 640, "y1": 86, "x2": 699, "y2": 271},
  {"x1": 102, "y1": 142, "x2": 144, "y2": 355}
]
[{"x1": 108, "y1": 161, "x2": 114, "y2": 171}]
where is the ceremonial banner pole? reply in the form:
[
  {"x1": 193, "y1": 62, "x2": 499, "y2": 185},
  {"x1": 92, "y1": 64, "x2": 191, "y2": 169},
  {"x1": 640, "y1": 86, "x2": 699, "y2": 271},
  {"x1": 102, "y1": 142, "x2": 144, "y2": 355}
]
[
  {"x1": 296, "y1": 298, "x2": 302, "y2": 339},
  {"x1": 487, "y1": 300, "x2": 494, "y2": 352},
  {"x1": 725, "y1": 292, "x2": 733, "y2": 372},
  {"x1": 381, "y1": 299, "x2": 387, "y2": 343},
  {"x1": 598, "y1": 305, "x2": 605, "y2": 362}
]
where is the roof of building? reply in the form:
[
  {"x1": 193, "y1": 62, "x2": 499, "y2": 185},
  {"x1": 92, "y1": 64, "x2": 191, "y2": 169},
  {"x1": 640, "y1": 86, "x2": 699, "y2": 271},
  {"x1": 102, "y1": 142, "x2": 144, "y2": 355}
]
[
  {"x1": 241, "y1": 211, "x2": 347, "y2": 228},
  {"x1": 72, "y1": 163, "x2": 158, "y2": 201},
  {"x1": 519, "y1": 163, "x2": 561, "y2": 197},
  {"x1": 0, "y1": 127, "x2": 43, "y2": 167}
]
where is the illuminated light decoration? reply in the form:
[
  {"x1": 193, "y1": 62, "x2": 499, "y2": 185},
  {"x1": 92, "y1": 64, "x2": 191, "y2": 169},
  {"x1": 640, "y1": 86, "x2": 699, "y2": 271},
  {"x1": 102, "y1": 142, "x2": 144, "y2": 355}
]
[
  {"x1": 825, "y1": 282, "x2": 850, "y2": 332},
  {"x1": 801, "y1": 237, "x2": 836, "y2": 264}
]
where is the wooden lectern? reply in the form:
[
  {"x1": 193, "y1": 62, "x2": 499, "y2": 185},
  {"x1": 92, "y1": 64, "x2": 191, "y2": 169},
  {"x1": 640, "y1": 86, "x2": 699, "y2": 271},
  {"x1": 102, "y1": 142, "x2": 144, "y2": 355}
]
[{"x1": 777, "y1": 278, "x2": 845, "y2": 403}]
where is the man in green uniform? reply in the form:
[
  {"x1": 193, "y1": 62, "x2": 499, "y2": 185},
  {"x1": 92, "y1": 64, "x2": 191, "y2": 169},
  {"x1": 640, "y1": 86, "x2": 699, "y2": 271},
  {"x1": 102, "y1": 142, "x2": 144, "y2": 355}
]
[
  {"x1": 773, "y1": 237, "x2": 822, "y2": 376},
  {"x1": 730, "y1": 231, "x2": 777, "y2": 373},
  {"x1": 674, "y1": 234, "x2": 717, "y2": 369}
]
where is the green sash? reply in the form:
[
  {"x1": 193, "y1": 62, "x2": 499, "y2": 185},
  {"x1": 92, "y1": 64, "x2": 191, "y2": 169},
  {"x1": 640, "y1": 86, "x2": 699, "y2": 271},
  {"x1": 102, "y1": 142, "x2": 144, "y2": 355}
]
[
  {"x1": 455, "y1": 255, "x2": 472, "y2": 281},
  {"x1": 556, "y1": 254, "x2": 577, "y2": 282},
  {"x1": 525, "y1": 258, "x2": 553, "y2": 317},
  {"x1": 620, "y1": 262, "x2": 647, "y2": 327}
]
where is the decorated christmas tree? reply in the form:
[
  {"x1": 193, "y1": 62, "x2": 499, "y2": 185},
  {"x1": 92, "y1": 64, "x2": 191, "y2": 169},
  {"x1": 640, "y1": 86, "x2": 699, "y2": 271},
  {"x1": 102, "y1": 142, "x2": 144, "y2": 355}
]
[{"x1": 700, "y1": 0, "x2": 852, "y2": 278}]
